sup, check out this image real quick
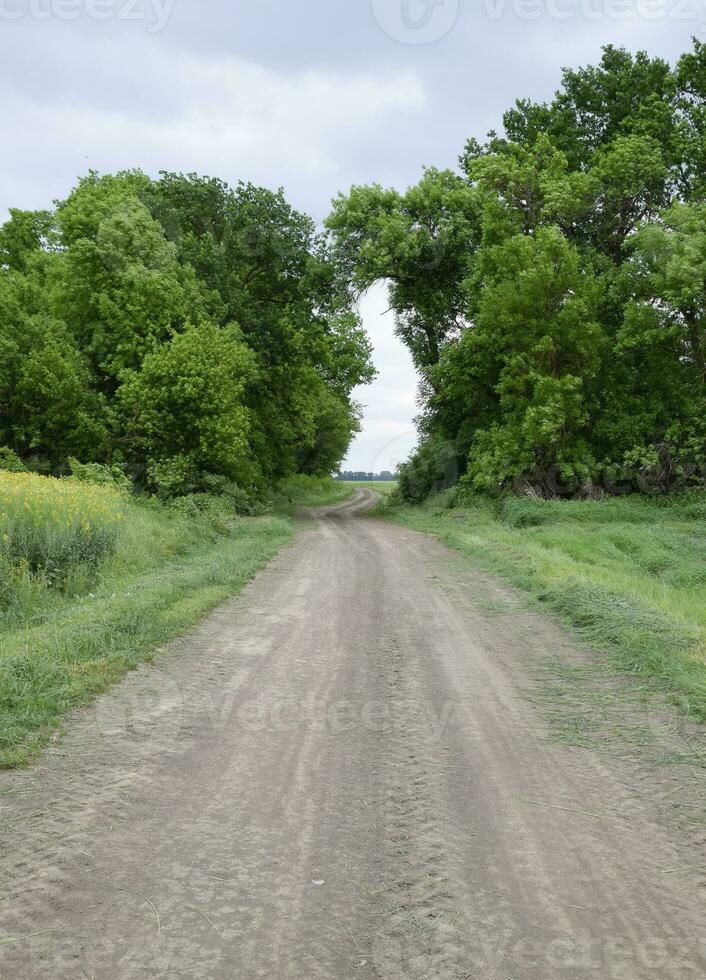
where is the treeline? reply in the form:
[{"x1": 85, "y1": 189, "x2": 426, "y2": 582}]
[
  {"x1": 328, "y1": 41, "x2": 706, "y2": 501},
  {"x1": 0, "y1": 172, "x2": 374, "y2": 500},
  {"x1": 337, "y1": 471, "x2": 396, "y2": 482}
]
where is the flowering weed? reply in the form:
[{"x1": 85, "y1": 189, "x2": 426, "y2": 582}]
[{"x1": 0, "y1": 472, "x2": 125, "y2": 588}]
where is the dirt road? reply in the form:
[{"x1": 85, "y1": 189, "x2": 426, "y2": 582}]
[{"x1": 1, "y1": 490, "x2": 704, "y2": 978}]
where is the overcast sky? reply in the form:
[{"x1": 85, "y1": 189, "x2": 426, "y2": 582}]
[{"x1": 2, "y1": 0, "x2": 703, "y2": 469}]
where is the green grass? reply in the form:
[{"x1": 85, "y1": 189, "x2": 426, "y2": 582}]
[
  {"x1": 339, "y1": 480, "x2": 398, "y2": 496},
  {"x1": 379, "y1": 491, "x2": 706, "y2": 723},
  {"x1": 0, "y1": 475, "x2": 347, "y2": 768},
  {"x1": 273, "y1": 474, "x2": 356, "y2": 514}
]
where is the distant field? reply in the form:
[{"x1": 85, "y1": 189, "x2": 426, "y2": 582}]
[
  {"x1": 381, "y1": 491, "x2": 706, "y2": 723},
  {"x1": 340, "y1": 480, "x2": 398, "y2": 495}
]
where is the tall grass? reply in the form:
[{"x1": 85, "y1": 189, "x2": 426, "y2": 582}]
[
  {"x1": 0, "y1": 472, "x2": 125, "y2": 591},
  {"x1": 382, "y1": 491, "x2": 706, "y2": 722}
]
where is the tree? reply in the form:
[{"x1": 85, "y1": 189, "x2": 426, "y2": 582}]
[
  {"x1": 0, "y1": 267, "x2": 107, "y2": 467},
  {"x1": 52, "y1": 175, "x2": 200, "y2": 387},
  {"x1": 0, "y1": 170, "x2": 372, "y2": 488},
  {"x1": 328, "y1": 40, "x2": 706, "y2": 499},
  {"x1": 327, "y1": 170, "x2": 481, "y2": 371},
  {"x1": 604, "y1": 202, "x2": 706, "y2": 487},
  {"x1": 143, "y1": 173, "x2": 374, "y2": 480},
  {"x1": 0, "y1": 208, "x2": 54, "y2": 273},
  {"x1": 118, "y1": 322, "x2": 258, "y2": 493}
]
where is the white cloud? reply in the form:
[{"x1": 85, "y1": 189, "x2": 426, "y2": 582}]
[
  {"x1": 0, "y1": 43, "x2": 426, "y2": 216},
  {"x1": 56, "y1": 59, "x2": 424, "y2": 174}
]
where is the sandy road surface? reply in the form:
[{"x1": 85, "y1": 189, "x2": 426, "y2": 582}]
[{"x1": 0, "y1": 490, "x2": 704, "y2": 978}]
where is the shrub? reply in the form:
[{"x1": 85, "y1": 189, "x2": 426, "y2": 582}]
[
  {"x1": 68, "y1": 458, "x2": 133, "y2": 493},
  {"x1": 0, "y1": 471, "x2": 125, "y2": 587},
  {"x1": 395, "y1": 437, "x2": 461, "y2": 504},
  {"x1": 200, "y1": 473, "x2": 268, "y2": 515},
  {"x1": 274, "y1": 474, "x2": 348, "y2": 509},
  {"x1": 0, "y1": 448, "x2": 26, "y2": 473},
  {"x1": 146, "y1": 456, "x2": 198, "y2": 499},
  {"x1": 168, "y1": 493, "x2": 233, "y2": 535}
]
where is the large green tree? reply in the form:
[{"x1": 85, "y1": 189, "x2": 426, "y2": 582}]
[
  {"x1": 0, "y1": 171, "x2": 374, "y2": 493},
  {"x1": 328, "y1": 39, "x2": 706, "y2": 498},
  {"x1": 118, "y1": 322, "x2": 258, "y2": 493},
  {"x1": 142, "y1": 173, "x2": 375, "y2": 480}
]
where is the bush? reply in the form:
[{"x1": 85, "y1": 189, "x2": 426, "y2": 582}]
[
  {"x1": 146, "y1": 456, "x2": 198, "y2": 499},
  {"x1": 0, "y1": 471, "x2": 125, "y2": 587},
  {"x1": 0, "y1": 448, "x2": 26, "y2": 473},
  {"x1": 200, "y1": 473, "x2": 268, "y2": 515},
  {"x1": 68, "y1": 458, "x2": 133, "y2": 493},
  {"x1": 395, "y1": 437, "x2": 462, "y2": 504},
  {"x1": 167, "y1": 493, "x2": 235, "y2": 536}
]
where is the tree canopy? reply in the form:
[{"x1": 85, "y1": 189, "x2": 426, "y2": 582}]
[
  {"x1": 327, "y1": 40, "x2": 706, "y2": 499},
  {"x1": 0, "y1": 172, "x2": 375, "y2": 497}
]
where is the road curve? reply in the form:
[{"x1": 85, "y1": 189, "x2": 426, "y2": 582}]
[{"x1": 0, "y1": 490, "x2": 704, "y2": 978}]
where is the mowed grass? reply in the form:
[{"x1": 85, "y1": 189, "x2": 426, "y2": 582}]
[
  {"x1": 381, "y1": 492, "x2": 706, "y2": 722},
  {"x1": 0, "y1": 475, "x2": 348, "y2": 768}
]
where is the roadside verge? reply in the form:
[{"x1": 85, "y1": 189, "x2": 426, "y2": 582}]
[
  {"x1": 375, "y1": 492, "x2": 706, "y2": 731},
  {"x1": 0, "y1": 476, "x2": 349, "y2": 769}
]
